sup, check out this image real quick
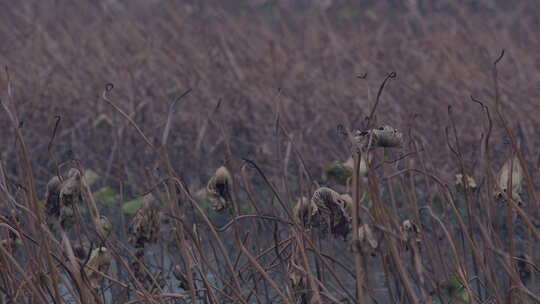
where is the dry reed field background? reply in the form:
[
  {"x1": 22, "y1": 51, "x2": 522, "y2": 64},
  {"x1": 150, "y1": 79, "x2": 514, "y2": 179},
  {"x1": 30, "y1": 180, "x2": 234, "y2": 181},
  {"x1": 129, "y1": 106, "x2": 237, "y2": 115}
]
[{"x1": 1, "y1": 0, "x2": 540, "y2": 303}]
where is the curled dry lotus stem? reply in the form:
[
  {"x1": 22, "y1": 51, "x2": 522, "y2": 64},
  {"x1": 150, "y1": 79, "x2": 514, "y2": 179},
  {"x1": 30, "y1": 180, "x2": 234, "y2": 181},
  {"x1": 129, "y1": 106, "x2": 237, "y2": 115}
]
[
  {"x1": 206, "y1": 166, "x2": 233, "y2": 212},
  {"x1": 496, "y1": 156, "x2": 523, "y2": 199},
  {"x1": 45, "y1": 168, "x2": 83, "y2": 229},
  {"x1": 455, "y1": 173, "x2": 477, "y2": 193},
  {"x1": 84, "y1": 247, "x2": 112, "y2": 291},
  {"x1": 293, "y1": 196, "x2": 318, "y2": 228},
  {"x1": 128, "y1": 193, "x2": 160, "y2": 248}
]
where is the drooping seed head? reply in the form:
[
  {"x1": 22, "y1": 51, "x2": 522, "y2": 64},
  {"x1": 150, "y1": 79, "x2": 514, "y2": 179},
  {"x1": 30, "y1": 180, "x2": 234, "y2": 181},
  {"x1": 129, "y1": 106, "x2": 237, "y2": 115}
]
[
  {"x1": 56, "y1": 169, "x2": 83, "y2": 229},
  {"x1": 356, "y1": 125, "x2": 403, "y2": 148},
  {"x1": 128, "y1": 193, "x2": 161, "y2": 248},
  {"x1": 96, "y1": 215, "x2": 112, "y2": 239},
  {"x1": 60, "y1": 168, "x2": 82, "y2": 207},
  {"x1": 312, "y1": 187, "x2": 351, "y2": 238},
  {"x1": 311, "y1": 187, "x2": 341, "y2": 218},
  {"x1": 206, "y1": 166, "x2": 232, "y2": 213}
]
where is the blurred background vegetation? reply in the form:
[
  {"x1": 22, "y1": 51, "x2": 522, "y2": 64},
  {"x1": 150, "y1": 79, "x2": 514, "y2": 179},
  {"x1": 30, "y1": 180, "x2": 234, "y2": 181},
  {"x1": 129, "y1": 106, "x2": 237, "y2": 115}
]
[
  {"x1": 1, "y1": 1, "x2": 540, "y2": 303},
  {"x1": 1, "y1": 0, "x2": 540, "y2": 235}
]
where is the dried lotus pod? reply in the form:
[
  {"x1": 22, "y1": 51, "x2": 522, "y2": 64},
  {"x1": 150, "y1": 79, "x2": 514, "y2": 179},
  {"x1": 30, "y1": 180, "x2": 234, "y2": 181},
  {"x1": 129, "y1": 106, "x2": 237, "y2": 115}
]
[
  {"x1": 84, "y1": 247, "x2": 112, "y2": 291},
  {"x1": 95, "y1": 215, "x2": 112, "y2": 239},
  {"x1": 311, "y1": 187, "x2": 351, "y2": 238},
  {"x1": 356, "y1": 125, "x2": 403, "y2": 148},
  {"x1": 455, "y1": 174, "x2": 477, "y2": 193},
  {"x1": 45, "y1": 169, "x2": 85, "y2": 229},
  {"x1": 293, "y1": 197, "x2": 318, "y2": 228},
  {"x1": 60, "y1": 168, "x2": 83, "y2": 208},
  {"x1": 496, "y1": 156, "x2": 523, "y2": 198},
  {"x1": 206, "y1": 166, "x2": 233, "y2": 212},
  {"x1": 58, "y1": 170, "x2": 83, "y2": 229},
  {"x1": 311, "y1": 187, "x2": 341, "y2": 219},
  {"x1": 128, "y1": 193, "x2": 160, "y2": 248}
]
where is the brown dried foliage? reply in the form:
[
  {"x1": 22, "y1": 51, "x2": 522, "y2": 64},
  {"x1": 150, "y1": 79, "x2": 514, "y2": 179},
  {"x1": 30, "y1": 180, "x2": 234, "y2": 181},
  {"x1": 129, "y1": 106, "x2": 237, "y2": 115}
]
[{"x1": 128, "y1": 193, "x2": 161, "y2": 248}]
